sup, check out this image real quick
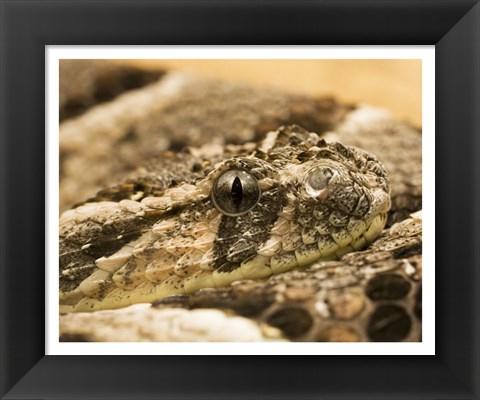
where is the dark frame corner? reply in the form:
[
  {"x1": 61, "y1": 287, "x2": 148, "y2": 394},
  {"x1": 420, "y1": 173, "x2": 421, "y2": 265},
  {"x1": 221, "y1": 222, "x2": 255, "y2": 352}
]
[{"x1": 1, "y1": 1, "x2": 479, "y2": 399}]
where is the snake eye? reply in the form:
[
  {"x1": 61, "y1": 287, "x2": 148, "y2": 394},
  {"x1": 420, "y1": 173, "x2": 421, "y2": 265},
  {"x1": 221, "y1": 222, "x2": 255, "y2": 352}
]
[
  {"x1": 306, "y1": 167, "x2": 335, "y2": 198},
  {"x1": 212, "y1": 170, "x2": 261, "y2": 216}
]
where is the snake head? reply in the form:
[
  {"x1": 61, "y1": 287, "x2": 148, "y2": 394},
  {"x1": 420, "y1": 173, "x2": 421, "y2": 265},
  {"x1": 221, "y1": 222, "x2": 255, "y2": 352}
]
[
  {"x1": 196, "y1": 126, "x2": 391, "y2": 274},
  {"x1": 59, "y1": 125, "x2": 391, "y2": 313}
]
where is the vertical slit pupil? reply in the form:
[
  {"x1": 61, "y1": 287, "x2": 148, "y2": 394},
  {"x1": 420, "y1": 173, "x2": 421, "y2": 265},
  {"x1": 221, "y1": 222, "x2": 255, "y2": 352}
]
[{"x1": 231, "y1": 176, "x2": 243, "y2": 208}]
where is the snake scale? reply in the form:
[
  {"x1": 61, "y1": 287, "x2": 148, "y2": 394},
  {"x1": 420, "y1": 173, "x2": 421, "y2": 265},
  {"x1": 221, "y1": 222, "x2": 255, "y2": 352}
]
[{"x1": 59, "y1": 61, "x2": 422, "y2": 342}]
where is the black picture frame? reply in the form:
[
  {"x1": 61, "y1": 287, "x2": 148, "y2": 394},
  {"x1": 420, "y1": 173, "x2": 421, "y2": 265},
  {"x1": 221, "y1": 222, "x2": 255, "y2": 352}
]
[{"x1": 1, "y1": 0, "x2": 479, "y2": 399}]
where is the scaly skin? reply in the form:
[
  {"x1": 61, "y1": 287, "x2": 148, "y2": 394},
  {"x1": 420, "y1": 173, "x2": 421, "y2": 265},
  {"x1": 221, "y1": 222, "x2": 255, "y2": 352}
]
[{"x1": 59, "y1": 126, "x2": 390, "y2": 313}]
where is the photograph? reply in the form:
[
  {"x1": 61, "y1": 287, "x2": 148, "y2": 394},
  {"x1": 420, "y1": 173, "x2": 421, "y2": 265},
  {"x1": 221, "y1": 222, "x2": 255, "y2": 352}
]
[
  {"x1": 3, "y1": 1, "x2": 479, "y2": 398},
  {"x1": 57, "y1": 57, "x2": 424, "y2": 343}
]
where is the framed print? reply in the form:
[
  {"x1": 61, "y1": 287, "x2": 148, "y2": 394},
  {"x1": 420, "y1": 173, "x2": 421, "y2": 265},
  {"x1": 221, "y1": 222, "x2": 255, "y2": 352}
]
[
  {"x1": 1, "y1": 1, "x2": 479, "y2": 399},
  {"x1": 49, "y1": 52, "x2": 429, "y2": 352}
]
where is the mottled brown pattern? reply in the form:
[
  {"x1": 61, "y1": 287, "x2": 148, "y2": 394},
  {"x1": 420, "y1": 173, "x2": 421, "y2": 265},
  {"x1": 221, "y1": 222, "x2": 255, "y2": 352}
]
[
  {"x1": 59, "y1": 67, "x2": 422, "y2": 341},
  {"x1": 60, "y1": 126, "x2": 391, "y2": 315},
  {"x1": 59, "y1": 72, "x2": 353, "y2": 212},
  {"x1": 153, "y1": 212, "x2": 422, "y2": 342}
]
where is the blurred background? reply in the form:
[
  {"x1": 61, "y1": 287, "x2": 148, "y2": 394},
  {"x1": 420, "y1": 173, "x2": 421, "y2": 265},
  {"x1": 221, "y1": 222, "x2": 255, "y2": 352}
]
[{"x1": 118, "y1": 59, "x2": 422, "y2": 126}]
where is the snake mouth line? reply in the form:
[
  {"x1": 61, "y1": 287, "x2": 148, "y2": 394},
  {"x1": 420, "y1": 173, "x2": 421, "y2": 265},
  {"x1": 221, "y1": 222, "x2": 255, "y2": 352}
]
[{"x1": 59, "y1": 213, "x2": 387, "y2": 314}]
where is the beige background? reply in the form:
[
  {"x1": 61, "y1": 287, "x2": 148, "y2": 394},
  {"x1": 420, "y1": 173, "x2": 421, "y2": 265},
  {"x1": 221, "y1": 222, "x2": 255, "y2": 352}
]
[{"x1": 119, "y1": 59, "x2": 422, "y2": 127}]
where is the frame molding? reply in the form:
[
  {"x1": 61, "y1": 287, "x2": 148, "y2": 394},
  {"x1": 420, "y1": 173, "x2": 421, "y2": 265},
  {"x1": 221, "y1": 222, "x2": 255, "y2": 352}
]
[{"x1": 1, "y1": 1, "x2": 479, "y2": 399}]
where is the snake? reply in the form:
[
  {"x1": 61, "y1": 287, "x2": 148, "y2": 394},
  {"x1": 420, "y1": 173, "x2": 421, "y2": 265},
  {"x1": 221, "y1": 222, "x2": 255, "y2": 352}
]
[
  {"x1": 58, "y1": 64, "x2": 422, "y2": 341},
  {"x1": 60, "y1": 125, "x2": 391, "y2": 313}
]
